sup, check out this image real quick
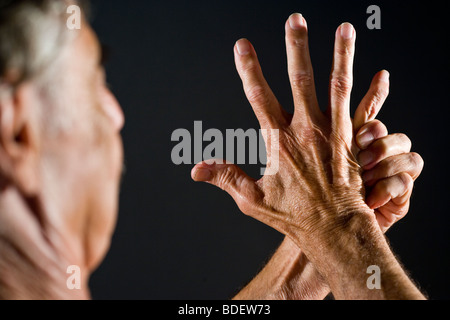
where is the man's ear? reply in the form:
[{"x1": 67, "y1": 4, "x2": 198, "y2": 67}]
[{"x1": 0, "y1": 82, "x2": 40, "y2": 195}]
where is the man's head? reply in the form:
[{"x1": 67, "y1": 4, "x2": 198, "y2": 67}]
[{"x1": 0, "y1": 0, "x2": 124, "y2": 298}]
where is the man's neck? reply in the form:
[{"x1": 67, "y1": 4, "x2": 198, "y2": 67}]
[{"x1": 0, "y1": 186, "x2": 90, "y2": 299}]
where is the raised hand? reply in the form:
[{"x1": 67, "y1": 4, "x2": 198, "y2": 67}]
[
  {"x1": 193, "y1": 14, "x2": 424, "y2": 299},
  {"x1": 193, "y1": 16, "x2": 369, "y2": 248}
]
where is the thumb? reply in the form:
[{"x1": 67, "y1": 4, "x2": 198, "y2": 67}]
[{"x1": 191, "y1": 159, "x2": 262, "y2": 215}]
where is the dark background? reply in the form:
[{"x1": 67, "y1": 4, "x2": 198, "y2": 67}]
[{"x1": 88, "y1": 0, "x2": 450, "y2": 299}]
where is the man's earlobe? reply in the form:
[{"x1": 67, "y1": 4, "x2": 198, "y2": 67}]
[{"x1": 0, "y1": 83, "x2": 40, "y2": 195}]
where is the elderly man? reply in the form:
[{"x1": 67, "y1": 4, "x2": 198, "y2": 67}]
[
  {"x1": 0, "y1": 0, "x2": 123, "y2": 299},
  {"x1": 0, "y1": 1, "x2": 423, "y2": 299}
]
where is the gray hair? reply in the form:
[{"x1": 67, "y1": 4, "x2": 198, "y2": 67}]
[
  {"x1": 0, "y1": 0, "x2": 88, "y2": 89},
  {"x1": 0, "y1": 0, "x2": 90, "y2": 133}
]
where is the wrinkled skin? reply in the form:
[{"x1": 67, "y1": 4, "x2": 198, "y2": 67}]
[{"x1": 193, "y1": 15, "x2": 425, "y2": 299}]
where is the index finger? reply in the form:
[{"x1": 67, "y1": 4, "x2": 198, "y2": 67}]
[{"x1": 234, "y1": 39, "x2": 286, "y2": 129}]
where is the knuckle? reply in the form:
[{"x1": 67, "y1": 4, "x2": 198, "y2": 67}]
[
  {"x1": 216, "y1": 166, "x2": 236, "y2": 191},
  {"x1": 396, "y1": 203, "x2": 410, "y2": 219},
  {"x1": 365, "y1": 102, "x2": 378, "y2": 122},
  {"x1": 365, "y1": 90, "x2": 386, "y2": 118},
  {"x1": 290, "y1": 71, "x2": 313, "y2": 86},
  {"x1": 397, "y1": 172, "x2": 413, "y2": 192},
  {"x1": 290, "y1": 71, "x2": 314, "y2": 95},
  {"x1": 376, "y1": 173, "x2": 411, "y2": 199},
  {"x1": 409, "y1": 152, "x2": 425, "y2": 175},
  {"x1": 335, "y1": 45, "x2": 353, "y2": 57},
  {"x1": 330, "y1": 75, "x2": 353, "y2": 99},
  {"x1": 370, "y1": 90, "x2": 384, "y2": 106},
  {"x1": 374, "y1": 83, "x2": 390, "y2": 98},
  {"x1": 245, "y1": 85, "x2": 269, "y2": 106},
  {"x1": 240, "y1": 60, "x2": 259, "y2": 75},
  {"x1": 290, "y1": 37, "x2": 308, "y2": 50},
  {"x1": 393, "y1": 133, "x2": 412, "y2": 151}
]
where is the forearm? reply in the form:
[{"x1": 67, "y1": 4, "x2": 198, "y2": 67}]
[
  {"x1": 233, "y1": 237, "x2": 330, "y2": 300},
  {"x1": 292, "y1": 208, "x2": 425, "y2": 300}
]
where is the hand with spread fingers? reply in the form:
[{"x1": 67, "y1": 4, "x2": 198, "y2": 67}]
[
  {"x1": 192, "y1": 14, "x2": 425, "y2": 300},
  {"x1": 233, "y1": 118, "x2": 424, "y2": 300}
]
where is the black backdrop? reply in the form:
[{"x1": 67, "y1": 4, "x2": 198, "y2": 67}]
[{"x1": 88, "y1": 0, "x2": 450, "y2": 299}]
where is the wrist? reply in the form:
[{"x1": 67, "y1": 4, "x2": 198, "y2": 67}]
[
  {"x1": 271, "y1": 237, "x2": 331, "y2": 300},
  {"x1": 288, "y1": 206, "x2": 423, "y2": 299},
  {"x1": 234, "y1": 237, "x2": 330, "y2": 300},
  {"x1": 287, "y1": 205, "x2": 383, "y2": 287}
]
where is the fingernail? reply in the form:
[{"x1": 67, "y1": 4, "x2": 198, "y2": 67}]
[
  {"x1": 194, "y1": 168, "x2": 212, "y2": 181},
  {"x1": 358, "y1": 150, "x2": 375, "y2": 168},
  {"x1": 236, "y1": 39, "x2": 251, "y2": 56},
  {"x1": 340, "y1": 23, "x2": 354, "y2": 40},
  {"x1": 289, "y1": 13, "x2": 305, "y2": 30},
  {"x1": 379, "y1": 70, "x2": 390, "y2": 83},
  {"x1": 362, "y1": 170, "x2": 374, "y2": 184},
  {"x1": 357, "y1": 129, "x2": 374, "y2": 149},
  {"x1": 365, "y1": 195, "x2": 378, "y2": 210}
]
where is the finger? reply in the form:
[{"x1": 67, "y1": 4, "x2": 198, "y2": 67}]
[
  {"x1": 234, "y1": 39, "x2": 286, "y2": 128},
  {"x1": 191, "y1": 159, "x2": 263, "y2": 216},
  {"x1": 363, "y1": 152, "x2": 424, "y2": 186},
  {"x1": 285, "y1": 14, "x2": 321, "y2": 125},
  {"x1": 366, "y1": 172, "x2": 413, "y2": 210},
  {"x1": 328, "y1": 23, "x2": 356, "y2": 132},
  {"x1": 355, "y1": 119, "x2": 388, "y2": 150},
  {"x1": 375, "y1": 198, "x2": 411, "y2": 233},
  {"x1": 353, "y1": 70, "x2": 390, "y2": 132},
  {"x1": 358, "y1": 133, "x2": 412, "y2": 170}
]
